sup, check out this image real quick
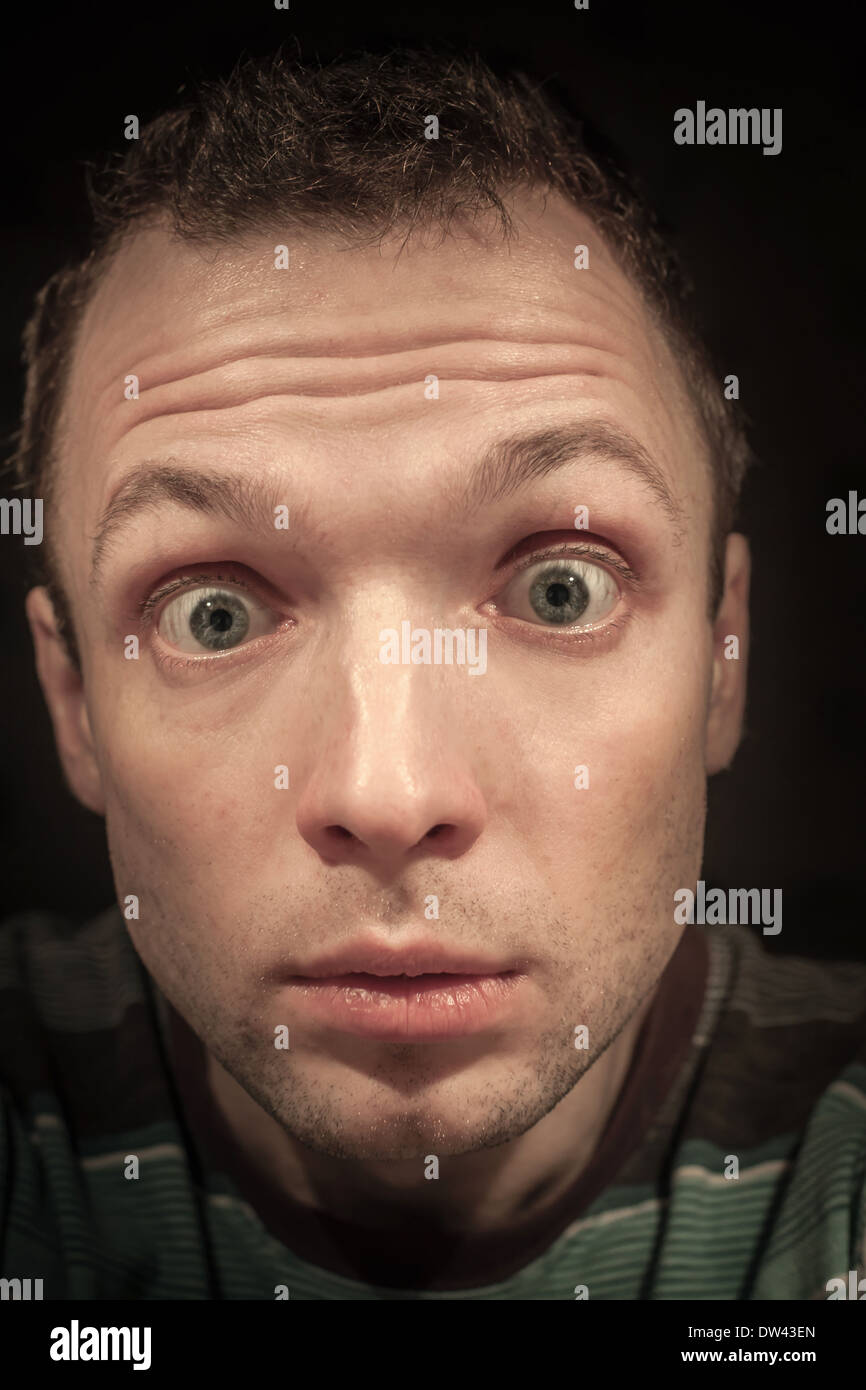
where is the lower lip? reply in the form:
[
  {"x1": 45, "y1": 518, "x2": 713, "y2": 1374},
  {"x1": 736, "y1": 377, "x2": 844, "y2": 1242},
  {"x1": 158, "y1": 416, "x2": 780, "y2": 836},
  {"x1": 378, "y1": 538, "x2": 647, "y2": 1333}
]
[{"x1": 284, "y1": 972, "x2": 525, "y2": 1040}]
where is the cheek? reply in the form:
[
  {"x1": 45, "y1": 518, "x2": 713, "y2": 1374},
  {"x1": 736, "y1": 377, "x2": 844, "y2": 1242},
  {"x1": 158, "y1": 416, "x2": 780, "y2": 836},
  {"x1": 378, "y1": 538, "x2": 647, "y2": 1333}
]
[
  {"x1": 104, "y1": 765, "x2": 269, "y2": 871},
  {"x1": 98, "y1": 735, "x2": 275, "y2": 1012},
  {"x1": 509, "y1": 660, "x2": 709, "y2": 899},
  {"x1": 95, "y1": 703, "x2": 279, "y2": 903}
]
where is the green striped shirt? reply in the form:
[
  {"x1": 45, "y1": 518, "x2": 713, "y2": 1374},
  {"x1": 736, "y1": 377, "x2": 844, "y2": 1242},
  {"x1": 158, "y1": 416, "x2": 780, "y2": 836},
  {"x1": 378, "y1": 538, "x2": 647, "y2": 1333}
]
[{"x1": 1, "y1": 906, "x2": 865, "y2": 1299}]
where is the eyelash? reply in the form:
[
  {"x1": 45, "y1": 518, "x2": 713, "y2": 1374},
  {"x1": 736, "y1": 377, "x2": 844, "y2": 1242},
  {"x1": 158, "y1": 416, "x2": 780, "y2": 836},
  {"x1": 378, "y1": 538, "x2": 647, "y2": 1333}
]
[
  {"x1": 138, "y1": 570, "x2": 253, "y2": 625},
  {"x1": 138, "y1": 542, "x2": 635, "y2": 666},
  {"x1": 505, "y1": 541, "x2": 636, "y2": 587}
]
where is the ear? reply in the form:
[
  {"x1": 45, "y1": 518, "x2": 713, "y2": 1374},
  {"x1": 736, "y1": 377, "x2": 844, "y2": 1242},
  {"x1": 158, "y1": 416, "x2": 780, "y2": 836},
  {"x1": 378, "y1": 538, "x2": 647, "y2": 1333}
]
[
  {"x1": 25, "y1": 585, "x2": 106, "y2": 815},
  {"x1": 705, "y1": 533, "x2": 751, "y2": 774}
]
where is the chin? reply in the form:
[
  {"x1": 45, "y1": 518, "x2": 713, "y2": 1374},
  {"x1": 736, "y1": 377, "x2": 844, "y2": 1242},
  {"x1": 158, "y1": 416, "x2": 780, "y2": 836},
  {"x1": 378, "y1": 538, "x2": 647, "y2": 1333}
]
[
  {"x1": 261, "y1": 1066, "x2": 560, "y2": 1162},
  {"x1": 281, "y1": 1109, "x2": 524, "y2": 1162}
]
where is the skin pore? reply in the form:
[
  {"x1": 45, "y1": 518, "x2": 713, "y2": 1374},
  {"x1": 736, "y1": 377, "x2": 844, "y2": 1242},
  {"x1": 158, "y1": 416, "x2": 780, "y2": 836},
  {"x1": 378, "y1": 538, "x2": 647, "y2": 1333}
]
[{"x1": 26, "y1": 186, "x2": 749, "y2": 1244}]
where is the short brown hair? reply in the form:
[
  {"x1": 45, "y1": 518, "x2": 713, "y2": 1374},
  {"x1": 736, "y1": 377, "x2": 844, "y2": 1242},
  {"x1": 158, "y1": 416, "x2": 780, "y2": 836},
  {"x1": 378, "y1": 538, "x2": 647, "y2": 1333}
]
[{"x1": 7, "y1": 45, "x2": 753, "y2": 667}]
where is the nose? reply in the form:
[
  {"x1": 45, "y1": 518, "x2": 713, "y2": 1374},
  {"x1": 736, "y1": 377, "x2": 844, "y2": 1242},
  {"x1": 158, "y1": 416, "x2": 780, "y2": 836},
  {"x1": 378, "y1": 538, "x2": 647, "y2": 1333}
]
[{"x1": 295, "y1": 650, "x2": 487, "y2": 872}]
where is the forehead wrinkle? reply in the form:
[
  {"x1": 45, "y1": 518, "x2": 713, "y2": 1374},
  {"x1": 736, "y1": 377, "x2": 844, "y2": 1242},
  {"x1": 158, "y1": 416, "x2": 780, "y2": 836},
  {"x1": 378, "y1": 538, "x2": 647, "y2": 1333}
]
[
  {"x1": 118, "y1": 331, "x2": 625, "y2": 386},
  {"x1": 88, "y1": 461, "x2": 288, "y2": 584},
  {"x1": 457, "y1": 421, "x2": 686, "y2": 538},
  {"x1": 88, "y1": 337, "x2": 628, "y2": 421}
]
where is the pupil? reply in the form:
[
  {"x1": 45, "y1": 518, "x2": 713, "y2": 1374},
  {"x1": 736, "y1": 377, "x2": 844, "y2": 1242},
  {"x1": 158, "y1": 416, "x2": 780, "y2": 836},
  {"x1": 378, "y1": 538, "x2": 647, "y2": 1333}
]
[
  {"x1": 209, "y1": 607, "x2": 233, "y2": 632},
  {"x1": 547, "y1": 583, "x2": 570, "y2": 607}
]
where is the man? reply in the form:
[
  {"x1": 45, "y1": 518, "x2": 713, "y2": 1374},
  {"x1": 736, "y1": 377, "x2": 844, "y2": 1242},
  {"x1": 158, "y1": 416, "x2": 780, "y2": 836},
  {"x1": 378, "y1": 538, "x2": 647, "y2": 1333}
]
[{"x1": 1, "y1": 47, "x2": 864, "y2": 1301}]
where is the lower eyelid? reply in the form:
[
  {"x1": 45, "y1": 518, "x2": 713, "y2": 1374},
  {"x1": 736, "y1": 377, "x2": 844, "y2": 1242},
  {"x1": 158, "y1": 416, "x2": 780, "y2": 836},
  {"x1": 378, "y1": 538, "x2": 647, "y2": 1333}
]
[
  {"x1": 519, "y1": 608, "x2": 634, "y2": 645},
  {"x1": 150, "y1": 618, "x2": 295, "y2": 672}
]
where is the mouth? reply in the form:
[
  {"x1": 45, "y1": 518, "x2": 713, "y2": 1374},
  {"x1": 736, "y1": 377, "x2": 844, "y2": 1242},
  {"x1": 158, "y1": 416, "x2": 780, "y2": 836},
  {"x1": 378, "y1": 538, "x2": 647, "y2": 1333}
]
[{"x1": 279, "y1": 942, "x2": 528, "y2": 1041}]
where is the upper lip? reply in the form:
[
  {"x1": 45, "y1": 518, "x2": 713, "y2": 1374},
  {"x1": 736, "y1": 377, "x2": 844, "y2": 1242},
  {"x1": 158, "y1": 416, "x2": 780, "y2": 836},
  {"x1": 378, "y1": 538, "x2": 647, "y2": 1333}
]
[{"x1": 288, "y1": 938, "x2": 519, "y2": 979}]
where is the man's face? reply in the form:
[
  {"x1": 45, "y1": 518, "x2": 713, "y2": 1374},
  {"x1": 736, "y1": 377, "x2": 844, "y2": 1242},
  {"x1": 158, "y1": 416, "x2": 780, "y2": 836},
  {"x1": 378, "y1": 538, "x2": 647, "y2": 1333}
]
[{"x1": 30, "y1": 190, "x2": 746, "y2": 1159}]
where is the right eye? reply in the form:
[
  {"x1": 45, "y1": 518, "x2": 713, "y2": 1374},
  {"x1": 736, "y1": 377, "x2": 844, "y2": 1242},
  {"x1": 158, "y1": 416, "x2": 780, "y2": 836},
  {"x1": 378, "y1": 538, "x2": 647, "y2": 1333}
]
[{"x1": 157, "y1": 584, "x2": 278, "y2": 655}]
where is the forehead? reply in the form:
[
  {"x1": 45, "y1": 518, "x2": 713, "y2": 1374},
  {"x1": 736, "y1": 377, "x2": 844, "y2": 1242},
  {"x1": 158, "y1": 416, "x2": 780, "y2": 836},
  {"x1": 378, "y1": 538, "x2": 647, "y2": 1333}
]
[
  {"x1": 58, "y1": 189, "x2": 709, "y2": 561},
  {"x1": 71, "y1": 192, "x2": 681, "y2": 395}
]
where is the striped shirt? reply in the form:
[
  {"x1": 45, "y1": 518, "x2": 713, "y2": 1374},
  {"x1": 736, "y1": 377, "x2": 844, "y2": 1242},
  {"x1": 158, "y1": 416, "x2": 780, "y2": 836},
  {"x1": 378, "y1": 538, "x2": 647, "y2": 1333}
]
[{"x1": 1, "y1": 905, "x2": 865, "y2": 1299}]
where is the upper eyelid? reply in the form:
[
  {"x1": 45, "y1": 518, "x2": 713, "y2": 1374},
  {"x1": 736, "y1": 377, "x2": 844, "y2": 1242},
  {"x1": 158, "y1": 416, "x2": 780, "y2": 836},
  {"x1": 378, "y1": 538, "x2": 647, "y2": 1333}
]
[
  {"x1": 139, "y1": 572, "x2": 257, "y2": 625},
  {"x1": 506, "y1": 543, "x2": 635, "y2": 585}
]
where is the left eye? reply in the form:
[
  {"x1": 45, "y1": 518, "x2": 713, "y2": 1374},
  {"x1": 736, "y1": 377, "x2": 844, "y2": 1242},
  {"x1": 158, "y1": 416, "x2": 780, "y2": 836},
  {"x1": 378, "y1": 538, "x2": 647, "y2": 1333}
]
[
  {"x1": 495, "y1": 557, "x2": 620, "y2": 628},
  {"x1": 157, "y1": 585, "x2": 276, "y2": 654}
]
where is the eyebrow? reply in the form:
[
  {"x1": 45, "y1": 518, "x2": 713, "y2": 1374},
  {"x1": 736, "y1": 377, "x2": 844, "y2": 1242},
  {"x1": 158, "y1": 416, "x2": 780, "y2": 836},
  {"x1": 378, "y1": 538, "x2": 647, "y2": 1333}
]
[
  {"x1": 89, "y1": 421, "x2": 684, "y2": 583},
  {"x1": 457, "y1": 420, "x2": 684, "y2": 533},
  {"x1": 89, "y1": 463, "x2": 287, "y2": 584}
]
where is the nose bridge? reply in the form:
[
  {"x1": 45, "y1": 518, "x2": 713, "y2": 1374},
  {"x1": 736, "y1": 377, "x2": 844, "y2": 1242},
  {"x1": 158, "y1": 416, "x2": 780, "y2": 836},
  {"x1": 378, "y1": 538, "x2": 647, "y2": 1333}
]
[
  {"x1": 316, "y1": 582, "x2": 463, "y2": 775},
  {"x1": 294, "y1": 603, "x2": 487, "y2": 864},
  {"x1": 348, "y1": 633, "x2": 422, "y2": 793}
]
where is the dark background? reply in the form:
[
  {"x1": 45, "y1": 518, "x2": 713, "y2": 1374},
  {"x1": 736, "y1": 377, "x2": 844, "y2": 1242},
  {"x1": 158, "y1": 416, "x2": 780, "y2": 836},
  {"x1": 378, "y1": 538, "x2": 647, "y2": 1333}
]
[{"x1": 0, "y1": 1, "x2": 862, "y2": 955}]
